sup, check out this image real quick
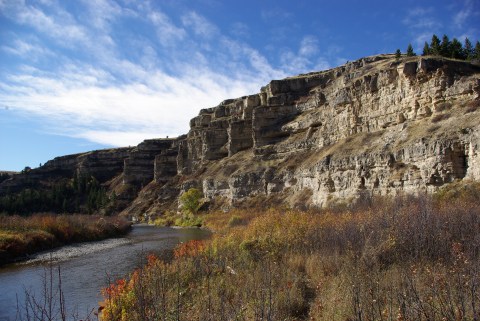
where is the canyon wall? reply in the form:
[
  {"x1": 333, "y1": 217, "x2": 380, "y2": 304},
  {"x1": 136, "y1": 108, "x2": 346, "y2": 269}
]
[{"x1": 1, "y1": 55, "x2": 479, "y2": 214}]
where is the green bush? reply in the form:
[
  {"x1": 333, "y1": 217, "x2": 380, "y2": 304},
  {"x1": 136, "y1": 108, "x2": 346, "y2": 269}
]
[{"x1": 179, "y1": 188, "x2": 203, "y2": 215}]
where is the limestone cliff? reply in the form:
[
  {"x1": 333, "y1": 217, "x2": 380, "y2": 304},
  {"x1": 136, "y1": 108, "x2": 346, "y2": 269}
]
[
  {"x1": 142, "y1": 54, "x2": 480, "y2": 212},
  {"x1": 1, "y1": 55, "x2": 479, "y2": 214}
]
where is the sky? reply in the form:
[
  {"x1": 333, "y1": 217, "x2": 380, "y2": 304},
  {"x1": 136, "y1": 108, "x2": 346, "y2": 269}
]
[{"x1": 0, "y1": 0, "x2": 479, "y2": 171}]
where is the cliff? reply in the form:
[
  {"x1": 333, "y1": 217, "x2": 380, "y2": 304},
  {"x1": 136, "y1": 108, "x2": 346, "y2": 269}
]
[{"x1": 1, "y1": 55, "x2": 479, "y2": 215}]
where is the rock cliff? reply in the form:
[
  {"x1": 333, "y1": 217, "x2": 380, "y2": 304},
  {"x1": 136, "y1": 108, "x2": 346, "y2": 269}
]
[{"x1": 1, "y1": 54, "x2": 479, "y2": 214}]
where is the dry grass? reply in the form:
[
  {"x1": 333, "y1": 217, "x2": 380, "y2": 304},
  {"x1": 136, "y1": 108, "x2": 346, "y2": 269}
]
[
  {"x1": 101, "y1": 182, "x2": 480, "y2": 321},
  {"x1": 0, "y1": 214, "x2": 131, "y2": 265}
]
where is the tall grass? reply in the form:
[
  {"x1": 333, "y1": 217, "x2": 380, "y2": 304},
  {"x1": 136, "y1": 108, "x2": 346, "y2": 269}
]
[
  {"x1": 101, "y1": 187, "x2": 480, "y2": 321},
  {"x1": 0, "y1": 214, "x2": 131, "y2": 265}
]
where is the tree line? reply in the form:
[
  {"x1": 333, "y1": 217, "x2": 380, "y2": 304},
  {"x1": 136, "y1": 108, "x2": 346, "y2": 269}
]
[
  {"x1": 0, "y1": 172, "x2": 116, "y2": 215},
  {"x1": 396, "y1": 34, "x2": 480, "y2": 60}
]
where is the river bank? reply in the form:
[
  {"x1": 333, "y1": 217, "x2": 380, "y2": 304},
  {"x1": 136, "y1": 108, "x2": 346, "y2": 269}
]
[
  {"x1": 0, "y1": 214, "x2": 131, "y2": 266},
  {"x1": 0, "y1": 225, "x2": 211, "y2": 321}
]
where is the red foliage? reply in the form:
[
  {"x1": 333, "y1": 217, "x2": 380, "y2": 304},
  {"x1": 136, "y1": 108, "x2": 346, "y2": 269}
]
[
  {"x1": 102, "y1": 278, "x2": 127, "y2": 298},
  {"x1": 174, "y1": 240, "x2": 206, "y2": 258}
]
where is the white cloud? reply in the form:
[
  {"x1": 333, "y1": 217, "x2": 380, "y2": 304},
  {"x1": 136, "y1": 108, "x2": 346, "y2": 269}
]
[
  {"x1": 15, "y1": 4, "x2": 89, "y2": 46},
  {"x1": 0, "y1": 0, "x2": 335, "y2": 149},
  {"x1": 149, "y1": 11, "x2": 186, "y2": 46},
  {"x1": 182, "y1": 11, "x2": 218, "y2": 38},
  {"x1": 1, "y1": 38, "x2": 53, "y2": 59},
  {"x1": 81, "y1": 0, "x2": 122, "y2": 31},
  {"x1": 299, "y1": 36, "x2": 319, "y2": 57},
  {"x1": 0, "y1": 54, "x2": 279, "y2": 146},
  {"x1": 278, "y1": 36, "x2": 334, "y2": 75}
]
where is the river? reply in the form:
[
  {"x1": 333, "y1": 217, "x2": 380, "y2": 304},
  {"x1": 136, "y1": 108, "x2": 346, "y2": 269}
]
[{"x1": 0, "y1": 225, "x2": 210, "y2": 321}]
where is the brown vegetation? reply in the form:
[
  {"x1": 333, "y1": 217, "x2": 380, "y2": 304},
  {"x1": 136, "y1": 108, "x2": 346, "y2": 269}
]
[
  {"x1": 101, "y1": 182, "x2": 480, "y2": 321},
  {"x1": 0, "y1": 214, "x2": 131, "y2": 265}
]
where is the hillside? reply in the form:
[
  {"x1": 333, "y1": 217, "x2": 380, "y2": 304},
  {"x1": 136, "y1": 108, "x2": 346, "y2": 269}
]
[{"x1": 1, "y1": 54, "x2": 479, "y2": 216}]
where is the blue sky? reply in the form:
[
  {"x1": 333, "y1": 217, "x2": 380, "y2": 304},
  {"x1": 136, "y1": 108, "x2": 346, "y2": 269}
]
[{"x1": 0, "y1": 0, "x2": 479, "y2": 171}]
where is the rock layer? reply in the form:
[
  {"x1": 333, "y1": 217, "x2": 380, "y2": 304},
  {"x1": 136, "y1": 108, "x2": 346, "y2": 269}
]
[{"x1": 1, "y1": 55, "x2": 479, "y2": 214}]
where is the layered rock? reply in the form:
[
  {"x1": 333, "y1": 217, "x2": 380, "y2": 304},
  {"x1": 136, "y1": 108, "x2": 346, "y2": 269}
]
[
  {"x1": 123, "y1": 139, "x2": 174, "y2": 187},
  {"x1": 1, "y1": 54, "x2": 479, "y2": 215},
  {"x1": 174, "y1": 55, "x2": 480, "y2": 209},
  {"x1": 0, "y1": 147, "x2": 133, "y2": 194}
]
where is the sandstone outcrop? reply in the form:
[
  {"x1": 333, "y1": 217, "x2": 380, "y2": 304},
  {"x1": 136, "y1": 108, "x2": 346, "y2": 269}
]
[{"x1": 1, "y1": 55, "x2": 479, "y2": 215}]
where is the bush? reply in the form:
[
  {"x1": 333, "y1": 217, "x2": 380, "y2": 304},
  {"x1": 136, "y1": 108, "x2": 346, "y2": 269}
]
[
  {"x1": 179, "y1": 188, "x2": 203, "y2": 215},
  {"x1": 102, "y1": 191, "x2": 480, "y2": 321}
]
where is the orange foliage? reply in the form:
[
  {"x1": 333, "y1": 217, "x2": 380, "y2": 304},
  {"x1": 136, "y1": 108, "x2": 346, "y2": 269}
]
[{"x1": 174, "y1": 240, "x2": 206, "y2": 258}]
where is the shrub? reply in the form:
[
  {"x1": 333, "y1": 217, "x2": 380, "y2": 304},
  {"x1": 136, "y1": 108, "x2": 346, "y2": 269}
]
[
  {"x1": 179, "y1": 188, "x2": 203, "y2": 215},
  {"x1": 102, "y1": 191, "x2": 480, "y2": 321}
]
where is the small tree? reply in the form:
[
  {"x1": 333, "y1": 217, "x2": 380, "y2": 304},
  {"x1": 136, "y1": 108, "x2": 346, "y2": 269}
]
[
  {"x1": 475, "y1": 41, "x2": 480, "y2": 60},
  {"x1": 179, "y1": 188, "x2": 202, "y2": 216},
  {"x1": 430, "y1": 34, "x2": 441, "y2": 55},
  {"x1": 440, "y1": 34, "x2": 451, "y2": 57},
  {"x1": 464, "y1": 38, "x2": 473, "y2": 60},
  {"x1": 422, "y1": 41, "x2": 430, "y2": 56},
  {"x1": 406, "y1": 43, "x2": 416, "y2": 56},
  {"x1": 395, "y1": 49, "x2": 401, "y2": 59},
  {"x1": 450, "y1": 38, "x2": 464, "y2": 59}
]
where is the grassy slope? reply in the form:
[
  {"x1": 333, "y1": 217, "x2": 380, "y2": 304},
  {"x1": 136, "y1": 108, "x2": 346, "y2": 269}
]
[{"x1": 101, "y1": 182, "x2": 480, "y2": 321}]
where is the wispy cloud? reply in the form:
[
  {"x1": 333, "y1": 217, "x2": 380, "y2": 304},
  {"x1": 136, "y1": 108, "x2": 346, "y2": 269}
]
[
  {"x1": 402, "y1": 7, "x2": 443, "y2": 52},
  {"x1": 1, "y1": 37, "x2": 54, "y2": 59},
  {"x1": 182, "y1": 11, "x2": 218, "y2": 38},
  {"x1": 453, "y1": 0, "x2": 478, "y2": 29},
  {"x1": 149, "y1": 11, "x2": 186, "y2": 46},
  {"x1": 261, "y1": 7, "x2": 293, "y2": 22},
  {"x1": 299, "y1": 36, "x2": 319, "y2": 57},
  {"x1": 0, "y1": 1, "x2": 336, "y2": 148},
  {"x1": 1, "y1": 66, "x2": 263, "y2": 146},
  {"x1": 402, "y1": 7, "x2": 441, "y2": 30},
  {"x1": 279, "y1": 36, "x2": 333, "y2": 74},
  {"x1": 14, "y1": 3, "x2": 89, "y2": 47},
  {"x1": 0, "y1": 1, "x2": 290, "y2": 147},
  {"x1": 80, "y1": 0, "x2": 122, "y2": 31}
]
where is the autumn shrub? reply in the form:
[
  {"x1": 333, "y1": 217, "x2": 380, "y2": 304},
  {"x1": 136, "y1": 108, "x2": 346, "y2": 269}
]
[
  {"x1": 0, "y1": 214, "x2": 131, "y2": 265},
  {"x1": 102, "y1": 189, "x2": 480, "y2": 321}
]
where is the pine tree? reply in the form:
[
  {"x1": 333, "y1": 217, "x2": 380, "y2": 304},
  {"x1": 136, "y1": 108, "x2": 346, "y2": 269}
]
[
  {"x1": 406, "y1": 43, "x2": 416, "y2": 56},
  {"x1": 395, "y1": 49, "x2": 401, "y2": 59},
  {"x1": 430, "y1": 34, "x2": 441, "y2": 55},
  {"x1": 474, "y1": 41, "x2": 480, "y2": 60},
  {"x1": 464, "y1": 38, "x2": 474, "y2": 60},
  {"x1": 440, "y1": 34, "x2": 451, "y2": 57},
  {"x1": 450, "y1": 38, "x2": 464, "y2": 59},
  {"x1": 422, "y1": 41, "x2": 430, "y2": 56}
]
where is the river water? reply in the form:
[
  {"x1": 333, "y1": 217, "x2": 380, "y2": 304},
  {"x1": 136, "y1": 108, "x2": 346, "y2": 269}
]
[{"x1": 0, "y1": 225, "x2": 210, "y2": 321}]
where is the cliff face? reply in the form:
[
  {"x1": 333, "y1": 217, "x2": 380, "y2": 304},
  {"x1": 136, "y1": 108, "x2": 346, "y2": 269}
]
[
  {"x1": 0, "y1": 147, "x2": 134, "y2": 195},
  {"x1": 164, "y1": 55, "x2": 480, "y2": 210},
  {"x1": 1, "y1": 55, "x2": 479, "y2": 214}
]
